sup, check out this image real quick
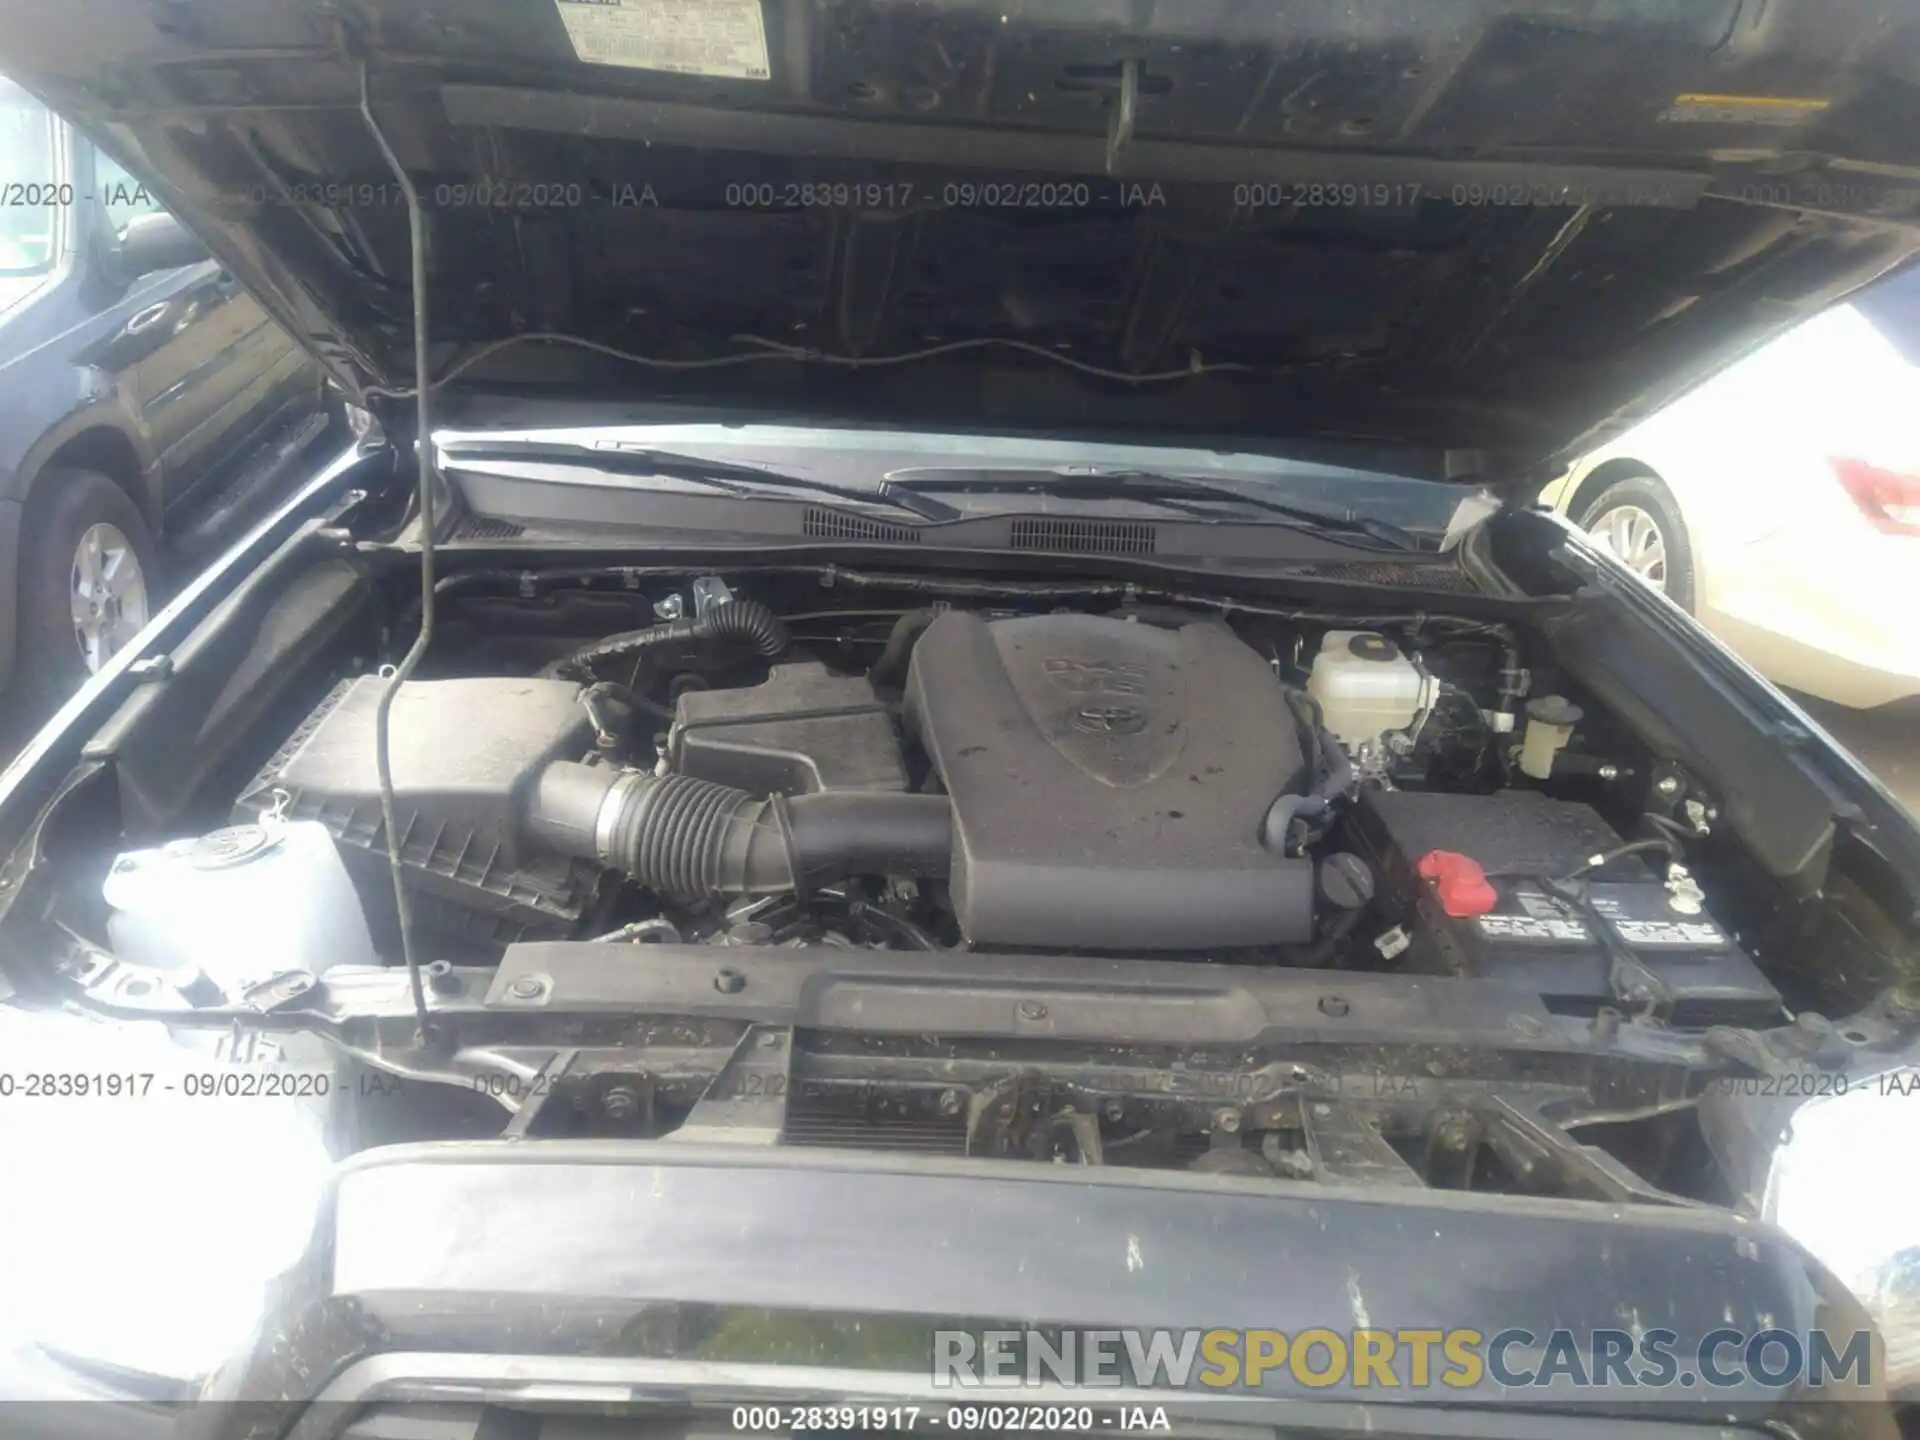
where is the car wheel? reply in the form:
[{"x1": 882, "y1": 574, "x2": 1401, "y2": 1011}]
[
  {"x1": 11, "y1": 468, "x2": 160, "y2": 723},
  {"x1": 1577, "y1": 473, "x2": 1697, "y2": 612}
]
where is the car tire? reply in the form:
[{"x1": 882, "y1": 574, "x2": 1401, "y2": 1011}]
[
  {"x1": 1577, "y1": 473, "x2": 1697, "y2": 612},
  {"x1": 10, "y1": 468, "x2": 160, "y2": 728}
]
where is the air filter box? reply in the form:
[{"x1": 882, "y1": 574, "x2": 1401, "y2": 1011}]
[{"x1": 236, "y1": 676, "x2": 603, "y2": 946}]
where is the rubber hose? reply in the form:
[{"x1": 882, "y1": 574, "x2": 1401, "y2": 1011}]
[
  {"x1": 527, "y1": 761, "x2": 951, "y2": 902},
  {"x1": 1287, "y1": 906, "x2": 1363, "y2": 967},
  {"x1": 869, "y1": 607, "x2": 938, "y2": 689},
  {"x1": 1262, "y1": 693, "x2": 1354, "y2": 854},
  {"x1": 553, "y1": 598, "x2": 788, "y2": 680}
]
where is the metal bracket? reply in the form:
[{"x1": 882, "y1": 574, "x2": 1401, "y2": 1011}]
[
  {"x1": 237, "y1": 969, "x2": 321, "y2": 1013},
  {"x1": 690, "y1": 574, "x2": 735, "y2": 621},
  {"x1": 500, "y1": 1049, "x2": 580, "y2": 1137},
  {"x1": 1301, "y1": 1098, "x2": 1425, "y2": 1187},
  {"x1": 1484, "y1": 1097, "x2": 1690, "y2": 1206},
  {"x1": 672, "y1": 1022, "x2": 793, "y2": 1144}
]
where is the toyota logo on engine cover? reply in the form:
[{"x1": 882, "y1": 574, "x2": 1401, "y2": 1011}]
[{"x1": 1073, "y1": 704, "x2": 1147, "y2": 735}]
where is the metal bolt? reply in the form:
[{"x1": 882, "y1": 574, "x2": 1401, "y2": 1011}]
[
  {"x1": 424, "y1": 960, "x2": 460, "y2": 996},
  {"x1": 1214, "y1": 1107, "x2": 1242, "y2": 1133},
  {"x1": 714, "y1": 967, "x2": 746, "y2": 995},
  {"x1": 1654, "y1": 775, "x2": 1682, "y2": 798},
  {"x1": 1785, "y1": 1011, "x2": 1833, "y2": 1055},
  {"x1": 1433, "y1": 1118, "x2": 1473, "y2": 1151},
  {"x1": 506, "y1": 975, "x2": 547, "y2": 1001},
  {"x1": 1102, "y1": 1099, "x2": 1125, "y2": 1123},
  {"x1": 653, "y1": 593, "x2": 685, "y2": 620},
  {"x1": 938, "y1": 1088, "x2": 963, "y2": 1116},
  {"x1": 756, "y1": 1029, "x2": 782, "y2": 1049},
  {"x1": 1318, "y1": 994, "x2": 1350, "y2": 1018},
  {"x1": 1597, "y1": 763, "x2": 1620, "y2": 782},
  {"x1": 603, "y1": 1086, "x2": 638, "y2": 1121},
  {"x1": 1018, "y1": 1000, "x2": 1049, "y2": 1021}
]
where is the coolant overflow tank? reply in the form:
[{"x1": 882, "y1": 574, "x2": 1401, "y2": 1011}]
[{"x1": 103, "y1": 820, "x2": 378, "y2": 994}]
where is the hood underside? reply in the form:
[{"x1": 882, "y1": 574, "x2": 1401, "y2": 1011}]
[{"x1": 8, "y1": 0, "x2": 1920, "y2": 476}]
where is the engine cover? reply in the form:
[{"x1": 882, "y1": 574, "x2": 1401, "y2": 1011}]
[{"x1": 905, "y1": 612, "x2": 1313, "y2": 948}]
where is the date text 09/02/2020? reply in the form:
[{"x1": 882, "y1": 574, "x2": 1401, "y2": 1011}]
[{"x1": 730, "y1": 1406, "x2": 1172, "y2": 1431}]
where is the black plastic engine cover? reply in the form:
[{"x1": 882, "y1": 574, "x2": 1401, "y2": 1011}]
[{"x1": 905, "y1": 612, "x2": 1312, "y2": 948}]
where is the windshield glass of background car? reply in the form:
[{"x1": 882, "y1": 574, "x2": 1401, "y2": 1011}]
[
  {"x1": 0, "y1": 77, "x2": 58, "y2": 275},
  {"x1": 92, "y1": 146, "x2": 163, "y2": 234}
]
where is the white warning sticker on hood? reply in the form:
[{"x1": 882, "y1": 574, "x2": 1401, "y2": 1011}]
[{"x1": 555, "y1": 0, "x2": 770, "y2": 80}]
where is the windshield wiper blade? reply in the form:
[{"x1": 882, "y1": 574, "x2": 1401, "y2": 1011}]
[
  {"x1": 879, "y1": 468, "x2": 1433, "y2": 551},
  {"x1": 436, "y1": 439, "x2": 950, "y2": 521}
]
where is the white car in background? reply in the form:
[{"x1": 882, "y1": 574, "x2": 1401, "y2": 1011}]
[{"x1": 1542, "y1": 266, "x2": 1920, "y2": 710}]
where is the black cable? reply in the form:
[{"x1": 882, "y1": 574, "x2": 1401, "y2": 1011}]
[
  {"x1": 1645, "y1": 811, "x2": 1697, "y2": 845},
  {"x1": 1556, "y1": 836, "x2": 1678, "y2": 883},
  {"x1": 1286, "y1": 906, "x2": 1363, "y2": 967},
  {"x1": 848, "y1": 901, "x2": 940, "y2": 951},
  {"x1": 551, "y1": 597, "x2": 789, "y2": 682},
  {"x1": 1537, "y1": 875, "x2": 1673, "y2": 1020},
  {"x1": 363, "y1": 330, "x2": 1279, "y2": 399},
  {"x1": 361, "y1": 61, "x2": 438, "y2": 1045}
]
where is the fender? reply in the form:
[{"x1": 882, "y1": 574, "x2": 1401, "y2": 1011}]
[{"x1": 4, "y1": 390, "x2": 160, "y2": 517}]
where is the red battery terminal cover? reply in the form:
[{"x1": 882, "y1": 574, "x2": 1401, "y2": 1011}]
[{"x1": 1417, "y1": 849, "x2": 1499, "y2": 918}]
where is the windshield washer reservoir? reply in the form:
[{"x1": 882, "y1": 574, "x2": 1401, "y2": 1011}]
[{"x1": 103, "y1": 820, "x2": 378, "y2": 996}]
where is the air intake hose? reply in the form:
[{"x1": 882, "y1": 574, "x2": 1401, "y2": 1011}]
[
  {"x1": 527, "y1": 761, "x2": 952, "y2": 901},
  {"x1": 551, "y1": 598, "x2": 788, "y2": 681}
]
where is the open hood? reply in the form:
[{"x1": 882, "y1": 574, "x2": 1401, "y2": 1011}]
[{"x1": 8, "y1": 0, "x2": 1920, "y2": 480}]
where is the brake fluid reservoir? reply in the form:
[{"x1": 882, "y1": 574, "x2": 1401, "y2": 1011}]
[
  {"x1": 1308, "y1": 630, "x2": 1431, "y2": 745},
  {"x1": 103, "y1": 820, "x2": 377, "y2": 996}
]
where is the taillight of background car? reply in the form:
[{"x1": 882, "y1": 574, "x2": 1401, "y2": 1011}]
[{"x1": 1830, "y1": 457, "x2": 1920, "y2": 535}]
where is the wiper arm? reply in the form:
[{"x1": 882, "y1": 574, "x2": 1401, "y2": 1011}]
[
  {"x1": 880, "y1": 468, "x2": 1432, "y2": 551},
  {"x1": 436, "y1": 439, "x2": 950, "y2": 521}
]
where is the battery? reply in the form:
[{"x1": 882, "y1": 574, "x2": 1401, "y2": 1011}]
[{"x1": 1354, "y1": 789, "x2": 1782, "y2": 1027}]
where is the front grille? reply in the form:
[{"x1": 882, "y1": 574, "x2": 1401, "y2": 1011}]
[
  {"x1": 1009, "y1": 516, "x2": 1157, "y2": 555},
  {"x1": 802, "y1": 506, "x2": 922, "y2": 543},
  {"x1": 783, "y1": 1106, "x2": 968, "y2": 1155}
]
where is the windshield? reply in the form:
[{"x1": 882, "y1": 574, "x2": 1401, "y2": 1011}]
[
  {"x1": 0, "y1": 76, "x2": 58, "y2": 276},
  {"x1": 443, "y1": 421, "x2": 1468, "y2": 531}
]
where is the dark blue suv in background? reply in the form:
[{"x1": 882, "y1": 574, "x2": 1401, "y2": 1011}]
[{"x1": 0, "y1": 74, "x2": 334, "y2": 738}]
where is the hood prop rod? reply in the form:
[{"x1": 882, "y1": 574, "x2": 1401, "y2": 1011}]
[{"x1": 360, "y1": 60, "x2": 440, "y2": 1046}]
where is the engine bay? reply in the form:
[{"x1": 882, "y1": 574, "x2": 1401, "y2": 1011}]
[
  {"x1": 6, "y1": 540, "x2": 1918, "y2": 1216},
  {"x1": 200, "y1": 578, "x2": 1779, "y2": 1032}
]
